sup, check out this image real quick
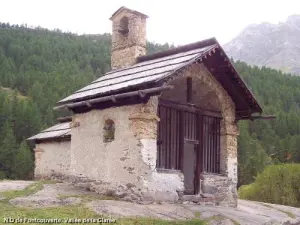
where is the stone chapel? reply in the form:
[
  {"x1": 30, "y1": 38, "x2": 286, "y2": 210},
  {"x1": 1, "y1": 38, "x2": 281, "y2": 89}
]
[{"x1": 28, "y1": 6, "x2": 265, "y2": 207}]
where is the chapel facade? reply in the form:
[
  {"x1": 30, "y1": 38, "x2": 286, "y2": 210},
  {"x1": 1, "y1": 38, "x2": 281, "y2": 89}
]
[{"x1": 28, "y1": 6, "x2": 264, "y2": 207}]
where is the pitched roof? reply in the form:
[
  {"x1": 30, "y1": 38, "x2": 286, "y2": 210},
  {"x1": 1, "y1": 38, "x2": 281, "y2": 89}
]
[
  {"x1": 110, "y1": 6, "x2": 148, "y2": 20},
  {"x1": 27, "y1": 122, "x2": 71, "y2": 142},
  {"x1": 56, "y1": 37, "x2": 262, "y2": 116},
  {"x1": 58, "y1": 38, "x2": 218, "y2": 104}
]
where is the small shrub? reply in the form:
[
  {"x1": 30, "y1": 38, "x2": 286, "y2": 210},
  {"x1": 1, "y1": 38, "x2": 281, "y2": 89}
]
[{"x1": 238, "y1": 164, "x2": 300, "y2": 207}]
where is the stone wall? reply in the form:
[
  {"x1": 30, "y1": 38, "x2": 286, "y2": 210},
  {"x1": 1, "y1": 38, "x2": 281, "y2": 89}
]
[
  {"x1": 160, "y1": 65, "x2": 221, "y2": 111},
  {"x1": 34, "y1": 141, "x2": 70, "y2": 179},
  {"x1": 69, "y1": 96, "x2": 183, "y2": 202},
  {"x1": 111, "y1": 46, "x2": 146, "y2": 70}
]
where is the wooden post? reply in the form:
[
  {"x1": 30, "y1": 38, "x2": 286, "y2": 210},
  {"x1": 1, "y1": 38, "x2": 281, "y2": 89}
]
[
  {"x1": 187, "y1": 77, "x2": 192, "y2": 103},
  {"x1": 179, "y1": 110, "x2": 184, "y2": 171}
]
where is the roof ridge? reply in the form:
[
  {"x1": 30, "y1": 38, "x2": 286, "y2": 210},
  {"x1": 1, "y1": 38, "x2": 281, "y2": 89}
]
[{"x1": 137, "y1": 37, "x2": 218, "y2": 63}]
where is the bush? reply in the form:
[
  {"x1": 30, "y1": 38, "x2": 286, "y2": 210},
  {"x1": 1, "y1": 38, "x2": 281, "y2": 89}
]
[{"x1": 238, "y1": 164, "x2": 300, "y2": 207}]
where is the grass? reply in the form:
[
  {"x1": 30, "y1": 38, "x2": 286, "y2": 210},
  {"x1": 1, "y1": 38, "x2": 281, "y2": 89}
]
[
  {"x1": 194, "y1": 212, "x2": 201, "y2": 218},
  {"x1": 0, "y1": 180, "x2": 205, "y2": 225}
]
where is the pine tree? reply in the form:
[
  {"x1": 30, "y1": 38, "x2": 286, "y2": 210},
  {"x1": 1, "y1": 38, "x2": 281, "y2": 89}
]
[
  {"x1": 0, "y1": 121, "x2": 18, "y2": 178},
  {"x1": 44, "y1": 106, "x2": 54, "y2": 127},
  {"x1": 13, "y1": 141, "x2": 34, "y2": 180}
]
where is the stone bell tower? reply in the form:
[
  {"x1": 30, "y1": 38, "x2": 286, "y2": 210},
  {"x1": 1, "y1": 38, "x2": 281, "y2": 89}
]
[{"x1": 110, "y1": 7, "x2": 148, "y2": 69}]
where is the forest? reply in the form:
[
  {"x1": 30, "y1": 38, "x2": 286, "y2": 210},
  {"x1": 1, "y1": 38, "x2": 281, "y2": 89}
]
[{"x1": 0, "y1": 22, "x2": 300, "y2": 188}]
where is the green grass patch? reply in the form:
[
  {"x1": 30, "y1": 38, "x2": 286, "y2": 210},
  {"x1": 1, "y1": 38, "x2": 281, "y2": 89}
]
[{"x1": 193, "y1": 211, "x2": 201, "y2": 218}]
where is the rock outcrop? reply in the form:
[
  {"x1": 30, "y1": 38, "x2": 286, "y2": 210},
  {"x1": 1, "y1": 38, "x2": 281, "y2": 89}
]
[{"x1": 224, "y1": 15, "x2": 300, "y2": 75}]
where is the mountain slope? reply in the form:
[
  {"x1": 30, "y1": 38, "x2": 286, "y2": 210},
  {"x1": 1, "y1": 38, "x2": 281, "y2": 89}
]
[{"x1": 224, "y1": 15, "x2": 300, "y2": 74}]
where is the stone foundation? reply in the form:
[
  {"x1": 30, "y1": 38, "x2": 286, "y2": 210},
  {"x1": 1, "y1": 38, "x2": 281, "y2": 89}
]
[
  {"x1": 199, "y1": 173, "x2": 237, "y2": 207},
  {"x1": 178, "y1": 173, "x2": 237, "y2": 207},
  {"x1": 40, "y1": 172, "x2": 183, "y2": 204},
  {"x1": 40, "y1": 171, "x2": 237, "y2": 207}
]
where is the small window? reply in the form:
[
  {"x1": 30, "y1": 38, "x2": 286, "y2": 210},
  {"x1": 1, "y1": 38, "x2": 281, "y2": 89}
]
[{"x1": 103, "y1": 119, "x2": 115, "y2": 142}]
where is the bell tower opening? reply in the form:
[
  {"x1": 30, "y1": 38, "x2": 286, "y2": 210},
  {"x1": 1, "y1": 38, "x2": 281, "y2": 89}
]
[{"x1": 118, "y1": 17, "x2": 129, "y2": 35}]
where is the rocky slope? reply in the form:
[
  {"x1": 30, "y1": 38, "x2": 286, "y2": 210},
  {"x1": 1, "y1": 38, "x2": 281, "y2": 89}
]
[
  {"x1": 224, "y1": 15, "x2": 300, "y2": 74},
  {"x1": 1, "y1": 180, "x2": 300, "y2": 224}
]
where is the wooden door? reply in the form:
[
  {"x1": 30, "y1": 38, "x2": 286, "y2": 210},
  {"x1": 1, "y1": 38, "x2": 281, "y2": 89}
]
[
  {"x1": 183, "y1": 140, "x2": 198, "y2": 194},
  {"x1": 183, "y1": 111, "x2": 199, "y2": 195}
]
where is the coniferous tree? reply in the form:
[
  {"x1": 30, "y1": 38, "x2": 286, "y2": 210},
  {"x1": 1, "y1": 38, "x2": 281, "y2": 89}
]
[
  {"x1": 13, "y1": 141, "x2": 34, "y2": 180},
  {"x1": 0, "y1": 121, "x2": 18, "y2": 178}
]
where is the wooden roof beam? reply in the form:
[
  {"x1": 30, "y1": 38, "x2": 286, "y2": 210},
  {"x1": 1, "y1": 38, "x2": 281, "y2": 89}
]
[
  {"x1": 53, "y1": 85, "x2": 174, "y2": 111},
  {"x1": 236, "y1": 115, "x2": 276, "y2": 121}
]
